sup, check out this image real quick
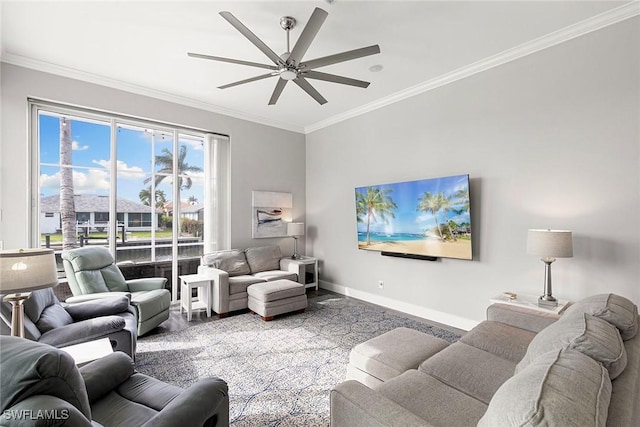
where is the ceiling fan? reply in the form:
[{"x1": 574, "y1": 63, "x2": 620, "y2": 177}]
[{"x1": 187, "y1": 7, "x2": 380, "y2": 105}]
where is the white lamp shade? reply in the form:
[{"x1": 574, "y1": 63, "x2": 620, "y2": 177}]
[
  {"x1": 0, "y1": 249, "x2": 59, "y2": 294},
  {"x1": 527, "y1": 229, "x2": 573, "y2": 258},
  {"x1": 287, "y1": 222, "x2": 305, "y2": 237}
]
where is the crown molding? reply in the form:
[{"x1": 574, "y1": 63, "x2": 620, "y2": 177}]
[
  {"x1": 0, "y1": 53, "x2": 306, "y2": 134},
  {"x1": 305, "y1": 1, "x2": 640, "y2": 134}
]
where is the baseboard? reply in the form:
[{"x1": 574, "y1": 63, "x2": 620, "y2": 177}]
[{"x1": 319, "y1": 280, "x2": 479, "y2": 332}]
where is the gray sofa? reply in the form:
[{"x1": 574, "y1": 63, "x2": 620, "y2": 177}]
[
  {"x1": 331, "y1": 293, "x2": 640, "y2": 426},
  {"x1": 0, "y1": 335, "x2": 229, "y2": 427},
  {"x1": 197, "y1": 246, "x2": 304, "y2": 316}
]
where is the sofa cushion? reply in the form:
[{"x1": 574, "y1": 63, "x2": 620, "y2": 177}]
[
  {"x1": 563, "y1": 293, "x2": 638, "y2": 341},
  {"x1": 460, "y1": 320, "x2": 536, "y2": 363},
  {"x1": 349, "y1": 327, "x2": 450, "y2": 383},
  {"x1": 228, "y1": 275, "x2": 266, "y2": 295},
  {"x1": 245, "y1": 246, "x2": 282, "y2": 273},
  {"x1": 253, "y1": 270, "x2": 297, "y2": 282},
  {"x1": 201, "y1": 250, "x2": 251, "y2": 277},
  {"x1": 419, "y1": 342, "x2": 516, "y2": 404},
  {"x1": 479, "y1": 348, "x2": 612, "y2": 427},
  {"x1": 376, "y1": 370, "x2": 488, "y2": 426},
  {"x1": 517, "y1": 312, "x2": 627, "y2": 379}
]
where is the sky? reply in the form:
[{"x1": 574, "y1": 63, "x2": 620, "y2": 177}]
[
  {"x1": 38, "y1": 113, "x2": 205, "y2": 206},
  {"x1": 355, "y1": 174, "x2": 471, "y2": 235}
]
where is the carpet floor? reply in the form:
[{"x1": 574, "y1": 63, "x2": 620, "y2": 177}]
[{"x1": 136, "y1": 292, "x2": 462, "y2": 426}]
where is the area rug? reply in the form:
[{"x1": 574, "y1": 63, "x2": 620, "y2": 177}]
[{"x1": 136, "y1": 293, "x2": 461, "y2": 426}]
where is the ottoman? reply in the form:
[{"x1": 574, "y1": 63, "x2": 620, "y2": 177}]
[
  {"x1": 247, "y1": 279, "x2": 308, "y2": 321},
  {"x1": 347, "y1": 327, "x2": 450, "y2": 388}
]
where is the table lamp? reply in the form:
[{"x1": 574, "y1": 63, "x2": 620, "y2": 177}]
[
  {"x1": 287, "y1": 222, "x2": 305, "y2": 259},
  {"x1": 526, "y1": 229, "x2": 573, "y2": 308},
  {"x1": 0, "y1": 248, "x2": 58, "y2": 337}
]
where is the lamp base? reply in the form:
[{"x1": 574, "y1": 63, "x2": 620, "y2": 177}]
[
  {"x1": 2, "y1": 292, "x2": 32, "y2": 337},
  {"x1": 538, "y1": 296, "x2": 558, "y2": 309}
]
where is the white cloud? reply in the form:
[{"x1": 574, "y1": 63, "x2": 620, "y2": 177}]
[
  {"x1": 72, "y1": 141, "x2": 89, "y2": 151},
  {"x1": 39, "y1": 169, "x2": 110, "y2": 194},
  {"x1": 92, "y1": 159, "x2": 146, "y2": 179}
]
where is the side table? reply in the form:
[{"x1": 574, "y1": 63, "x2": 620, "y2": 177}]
[
  {"x1": 179, "y1": 274, "x2": 212, "y2": 321},
  {"x1": 290, "y1": 256, "x2": 319, "y2": 290},
  {"x1": 490, "y1": 292, "x2": 569, "y2": 315},
  {"x1": 60, "y1": 337, "x2": 113, "y2": 366}
]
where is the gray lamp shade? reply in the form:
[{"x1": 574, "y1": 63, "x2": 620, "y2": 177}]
[
  {"x1": 527, "y1": 229, "x2": 573, "y2": 258},
  {"x1": 0, "y1": 248, "x2": 58, "y2": 294},
  {"x1": 287, "y1": 222, "x2": 305, "y2": 237}
]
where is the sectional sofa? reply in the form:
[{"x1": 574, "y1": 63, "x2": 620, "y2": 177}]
[{"x1": 331, "y1": 293, "x2": 640, "y2": 426}]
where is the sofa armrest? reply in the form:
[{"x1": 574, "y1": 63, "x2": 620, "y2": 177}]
[
  {"x1": 486, "y1": 303, "x2": 560, "y2": 333},
  {"x1": 279, "y1": 258, "x2": 303, "y2": 283},
  {"x1": 197, "y1": 266, "x2": 230, "y2": 315},
  {"x1": 63, "y1": 296, "x2": 130, "y2": 321},
  {"x1": 126, "y1": 277, "x2": 167, "y2": 292},
  {"x1": 80, "y1": 352, "x2": 135, "y2": 403},
  {"x1": 331, "y1": 380, "x2": 432, "y2": 427},
  {"x1": 141, "y1": 377, "x2": 229, "y2": 427},
  {"x1": 66, "y1": 292, "x2": 131, "y2": 304},
  {"x1": 38, "y1": 316, "x2": 125, "y2": 348}
]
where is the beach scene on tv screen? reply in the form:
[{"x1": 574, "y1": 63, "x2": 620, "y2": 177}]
[{"x1": 355, "y1": 174, "x2": 472, "y2": 260}]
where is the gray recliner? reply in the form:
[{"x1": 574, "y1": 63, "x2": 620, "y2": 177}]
[
  {"x1": 0, "y1": 287, "x2": 136, "y2": 357},
  {"x1": 62, "y1": 246, "x2": 171, "y2": 336},
  {"x1": 0, "y1": 336, "x2": 230, "y2": 427}
]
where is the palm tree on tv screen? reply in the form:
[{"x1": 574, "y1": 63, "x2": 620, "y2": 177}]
[
  {"x1": 417, "y1": 191, "x2": 445, "y2": 240},
  {"x1": 356, "y1": 187, "x2": 397, "y2": 246},
  {"x1": 144, "y1": 145, "x2": 202, "y2": 190}
]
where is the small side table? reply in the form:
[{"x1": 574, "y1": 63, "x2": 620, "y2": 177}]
[
  {"x1": 60, "y1": 337, "x2": 113, "y2": 366},
  {"x1": 179, "y1": 274, "x2": 212, "y2": 321},
  {"x1": 490, "y1": 292, "x2": 569, "y2": 315},
  {"x1": 290, "y1": 256, "x2": 319, "y2": 290}
]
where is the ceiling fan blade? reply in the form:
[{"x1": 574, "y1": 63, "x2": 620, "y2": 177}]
[
  {"x1": 303, "y1": 70, "x2": 370, "y2": 88},
  {"x1": 219, "y1": 11, "x2": 284, "y2": 66},
  {"x1": 293, "y1": 77, "x2": 327, "y2": 105},
  {"x1": 288, "y1": 7, "x2": 328, "y2": 66},
  {"x1": 218, "y1": 73, "x2": 276, "y2": 89},
  {"x1": 268, "y1": 78, "x2": 288, "y2": 105},
  {"x1": 188, "y1": 52, "x2": 277, "y2": 70},
  {"x1": 301, "y1": 45, "x2": 381, "y2": 70}
]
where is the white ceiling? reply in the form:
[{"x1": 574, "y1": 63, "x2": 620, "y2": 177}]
[{"x1": 1, "y1": 1, "x2": 636, "y2": 133}]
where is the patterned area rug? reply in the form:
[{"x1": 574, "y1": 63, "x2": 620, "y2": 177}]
[{"x1": 136, "y1": 293, "x2": 461, "y2": 426}]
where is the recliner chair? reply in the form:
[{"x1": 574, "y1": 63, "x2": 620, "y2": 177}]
[
  {"x1": 0, "y1": 336, "x2": 230, "y2": 427},
  {"x1": 0, "y1": 287, "x2": 136, "y2": 357},
  {"x1": 62, "y1": 246, "x2": 171, "y2": 336}
]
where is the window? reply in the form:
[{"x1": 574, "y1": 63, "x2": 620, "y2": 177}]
[{"x1": 31, "y1": 100, "x2": 230, "y2": 301}]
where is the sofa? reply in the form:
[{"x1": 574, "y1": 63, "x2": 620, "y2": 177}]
[
  {"x1": 0, "y1": 287, "x2": 137, "y2": 357},
  {"x1": 331, "y1": 293, "x2": 640, "y2": 426},
  {"x1": 1, "y1": 335, "x2": 230, "y2": 427},
  {"x1": 197, "y1": 246, "x2": 304, "y2": 316}
]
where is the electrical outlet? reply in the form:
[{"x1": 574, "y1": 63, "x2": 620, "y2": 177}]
[{"x1": 378, "y1": 280, "x2": 384, "y2": 289}]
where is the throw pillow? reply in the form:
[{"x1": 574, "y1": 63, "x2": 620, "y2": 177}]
[
  {"x1": 516, "y1": 312, "x2": 627, "y2": 379},
  {"x1": 479, "y1": 348, "x2": 611, "y2": 427},
  {"x1": 563, "y1": 293, "x2": 638, "y2": 341},
  {"x1": 201, "y1": 250, "x2": 251, "y2": 277},
  {"x1": 245, "y1": 246, "x2": 282, "y2": 273}
]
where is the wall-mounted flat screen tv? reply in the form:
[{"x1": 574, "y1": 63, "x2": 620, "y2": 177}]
[{"x1": 355, "y1": 174, "x2": 472, "y2": 260}]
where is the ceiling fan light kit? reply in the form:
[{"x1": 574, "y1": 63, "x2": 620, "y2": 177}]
[{"x1": 188, "y1": 7, "x2": 380, "y2": 105}]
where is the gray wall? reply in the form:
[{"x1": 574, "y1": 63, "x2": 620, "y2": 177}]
[
  {"x1": 306, "y1": 18, "x2": 640, "y2": 329},
  {"x1": 0, "y1": 64, "x2": 306, "y2": 253}
]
